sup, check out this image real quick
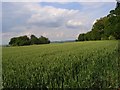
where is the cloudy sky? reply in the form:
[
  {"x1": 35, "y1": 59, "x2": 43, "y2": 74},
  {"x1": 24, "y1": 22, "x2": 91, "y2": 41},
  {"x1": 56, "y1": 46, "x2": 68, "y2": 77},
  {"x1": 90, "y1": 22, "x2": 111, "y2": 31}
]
[{"x1": 2, "y1": 2, "x2": 116, "y2": 44}]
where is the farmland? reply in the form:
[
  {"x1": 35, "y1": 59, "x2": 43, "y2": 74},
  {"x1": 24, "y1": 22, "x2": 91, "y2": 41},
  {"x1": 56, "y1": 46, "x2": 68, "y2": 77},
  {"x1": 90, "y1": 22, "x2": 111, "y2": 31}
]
[{"x1": 2, "y1": 40, "x2": 119, "y2": 88}]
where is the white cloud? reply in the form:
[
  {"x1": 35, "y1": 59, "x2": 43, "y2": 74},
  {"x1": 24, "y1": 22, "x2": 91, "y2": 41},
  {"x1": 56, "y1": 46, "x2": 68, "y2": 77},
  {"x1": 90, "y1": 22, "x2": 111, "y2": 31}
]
[
  {"x1": 66, "y1": 20, "x2": 82, "y2": 28},
  {"x1": 92, "y1": 20, "x2": 97, "y2": 25},
  {"x1": 27, "y1": 5, "x2": 80, "y2": 28}
]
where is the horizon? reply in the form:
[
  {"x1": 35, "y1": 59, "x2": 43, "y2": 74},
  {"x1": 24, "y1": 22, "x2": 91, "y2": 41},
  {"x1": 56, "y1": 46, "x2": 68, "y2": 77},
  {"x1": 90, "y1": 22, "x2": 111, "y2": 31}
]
[{"x1": 2, "y1": 2, "x2": 116, "y2": 45}]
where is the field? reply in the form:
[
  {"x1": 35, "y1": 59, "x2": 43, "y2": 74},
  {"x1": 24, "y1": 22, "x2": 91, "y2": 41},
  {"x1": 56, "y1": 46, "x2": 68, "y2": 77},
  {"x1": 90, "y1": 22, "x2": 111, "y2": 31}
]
[{"x1": 2, "y1": 40, "x2": 119, "y2": 88}]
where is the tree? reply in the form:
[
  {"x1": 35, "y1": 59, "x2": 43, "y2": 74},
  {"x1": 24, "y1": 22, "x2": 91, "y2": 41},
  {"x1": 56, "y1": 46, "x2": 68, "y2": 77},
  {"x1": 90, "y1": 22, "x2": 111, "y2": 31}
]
[
  {"x1": 9, "y1": 35, "x2": 30, "y2": 46},
  {"x1": 39, "y1": 36, "x2": 50, "y2": 44},
  {"x1": 78, "y1": 34, "x2": 85, "y2": 41},
  {"x1": 9, "y1": 35, "x2": 50, "y2": 46},
  {"x1": 30, "y1": 35, "x2": 39, "y2": 45},
  {"x1": 9, "y1": 37, "x2": 18, "y2": 46},
  {"x1": 77, "y1": 2, "x2": 120, "y2": 41}
]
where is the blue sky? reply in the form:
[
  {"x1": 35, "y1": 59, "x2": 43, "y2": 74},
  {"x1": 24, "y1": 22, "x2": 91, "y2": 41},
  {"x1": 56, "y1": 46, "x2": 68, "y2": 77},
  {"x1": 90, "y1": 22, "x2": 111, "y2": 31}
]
[{"x1": 2, "y1": 2, "x2": 116, "y2": 44}]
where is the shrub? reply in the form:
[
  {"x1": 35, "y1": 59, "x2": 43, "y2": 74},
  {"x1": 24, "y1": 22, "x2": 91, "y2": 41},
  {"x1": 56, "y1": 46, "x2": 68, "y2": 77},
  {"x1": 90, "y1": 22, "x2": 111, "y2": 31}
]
[
  {"x1": 108, "y1": 35, "x2": 116, "y2": 40},
  {"x1": 101, "y1": 36, "x2": 108, "y2": 40}
]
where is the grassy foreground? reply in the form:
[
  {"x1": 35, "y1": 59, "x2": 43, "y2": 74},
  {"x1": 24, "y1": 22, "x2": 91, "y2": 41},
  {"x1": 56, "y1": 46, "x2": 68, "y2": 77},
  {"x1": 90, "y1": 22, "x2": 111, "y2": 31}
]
[{"x1": 2, "y1": 40, "x2": 119, "y2": 88}]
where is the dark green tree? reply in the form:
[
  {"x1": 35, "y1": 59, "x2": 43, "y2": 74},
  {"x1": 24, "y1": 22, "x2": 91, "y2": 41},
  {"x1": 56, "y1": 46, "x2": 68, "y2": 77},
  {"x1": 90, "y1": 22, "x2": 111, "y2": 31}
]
[
  {"x1": 9, "y1": 35, "x2": 50, "y2": 46},
  {"x1": 9, "y1": 37, "x2": 18, "y2": 46},
  {"x1": 39, "y1": 36, "x2": 50, "y2": 44},
  {"x1": 9, "y1": 35, "x2": 30, "y2": 46},
  {"x1": 30, "y1": 35, "x2": 39, "y2": 45},
  {"x1": 78, "y1": 34, "x2": 85, "y2": 41},
  {"x1": 77, "y1": 1, "x2": 120, "y2": 41}
]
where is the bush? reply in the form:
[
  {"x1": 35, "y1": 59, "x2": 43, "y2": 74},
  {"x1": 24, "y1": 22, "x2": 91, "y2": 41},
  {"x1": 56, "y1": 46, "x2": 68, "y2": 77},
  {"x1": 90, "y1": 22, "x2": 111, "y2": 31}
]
[
  {"x1": 108, "y1": 35, "x2": 116, "y2": 40},
  {"x1": 101, "y1": 36, "x2": 108, "y2": 40}
]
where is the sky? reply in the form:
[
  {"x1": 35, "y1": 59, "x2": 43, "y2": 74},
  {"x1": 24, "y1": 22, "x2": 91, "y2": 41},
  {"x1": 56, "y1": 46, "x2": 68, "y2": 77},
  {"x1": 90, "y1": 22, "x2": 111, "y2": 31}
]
[{"x1": 2, "y1": 2, "x2": 116, "y2": 45}]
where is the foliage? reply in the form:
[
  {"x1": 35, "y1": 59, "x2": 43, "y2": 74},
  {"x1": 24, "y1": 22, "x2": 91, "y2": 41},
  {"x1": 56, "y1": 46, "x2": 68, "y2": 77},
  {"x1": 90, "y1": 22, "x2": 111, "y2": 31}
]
[
  {"x1": 109, "y1": 35, "x2": 116, "y2": 40},
  {"x1": 30, "y1": 35, "x2": 39, "y2": 45},
  {"x1": 78, "y1": 34, "x2": 85, "y2": 41},
  {"x1": 2, "y1": 41, "x2": 119, "y2": 88},
  {"x1": 39, "y1": 36, "x2": 50, "y2": 44},
  {"x1": 9, "y1": 35, "x2": 50, "y2": 46},
  {"x1": 9, "y1": 35, "x2": 30, "y2": 46},
  {"x1": 101, "y1": 36, "x2": 108, "y2": 40},
  {"x1": 78, "y1": 2, "x2": 120, "y2": 41}
]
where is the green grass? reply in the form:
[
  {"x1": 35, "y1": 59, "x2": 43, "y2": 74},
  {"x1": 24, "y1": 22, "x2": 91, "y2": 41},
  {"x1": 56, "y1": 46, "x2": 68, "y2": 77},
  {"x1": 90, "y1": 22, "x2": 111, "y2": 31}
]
[{"x1": 2, "y1": 40, "x2": 119, "y2": 88}]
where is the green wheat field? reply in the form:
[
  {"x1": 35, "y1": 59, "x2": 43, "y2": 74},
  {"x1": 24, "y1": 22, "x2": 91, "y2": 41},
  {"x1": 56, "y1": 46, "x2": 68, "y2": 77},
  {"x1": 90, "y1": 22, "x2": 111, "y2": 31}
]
[{"x1": 2, "y1": 40, "x2": 119, "y2": 88}]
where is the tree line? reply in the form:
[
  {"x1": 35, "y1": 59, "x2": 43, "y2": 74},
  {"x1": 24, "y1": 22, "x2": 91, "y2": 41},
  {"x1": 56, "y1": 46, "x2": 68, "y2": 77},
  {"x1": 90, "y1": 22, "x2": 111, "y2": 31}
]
[
  {"x1": 9, "y1": 35, "x2": 50, "y2": 46},
  {"x1": 77, "y1": 2, "x2": 120, "y2": 41}
]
